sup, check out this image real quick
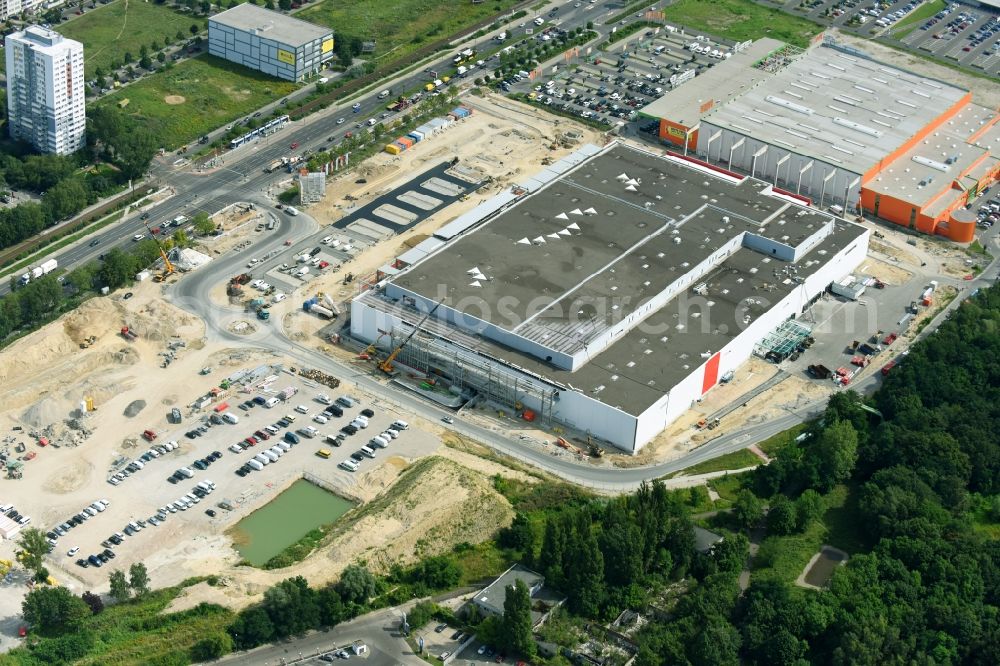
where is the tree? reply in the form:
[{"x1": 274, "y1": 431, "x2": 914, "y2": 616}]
[
  {"x1": 157, "y1": 52, "x2": 166, "y2": 63},
  {"x1": 807, "y1": 419, "x2": 859, "y2": 492},
  {"x1": 732, "y1": 489, "x2": 764, "y2": 529},
  {"x1": 22, "y1": 586, "x2": 91, "y2": 633},
  {"x1": 540, "y1": 517, "x2": 567, "y2": 589},
  {"x1": 336, "y1": 564, "x2": 377, "y2": 606},
  {"x1": 795, "y1": 489, "x2": 824, "y2": 531},
  {"x1": 82, "y1": 591, "x2": 104, "y2": 614},
  {"x1": 766, "y1": 495, "x2": 798, "y2": 536},
  {"x1": 139, "y1": 44, "x2": 149, "y2": 58},
  {"x1": 140, "y1": 55, "x2": 153, "y2": 70},
  {"x1": 176, "y1": 30, "x2": 185, "y2": 41},
  {"x1": 190, "y1": 632, "x2": 233, "y2": 660},
  {"x1": 265, "y1": 0, "x2": 275, "y2": 8},
  {"x1": 16, "y1": 527, "x2": 49, "y2": 573},
  {"x1": 228, "y1": 606, "x2": 274, "y2": 649},
  {"x1": 123, "y1": 50, "x2": 133, "y2": 63},
  {"x1": 567, "y1": 521, "x2": 604, "y2": 617},
  {"x1": 200, "y1": 0, "x2": 211, "y2": 14},
  {"x1": 408, "y1": 555, "x2": 461, "y2": 590},
  {"x1": 190, "y1": 23, "x2": 199, "y2": 35},
  {"x1": 192, "y1": 211, "x2": 216, "y2": 235},
  {"x1": 499, "y1": 513, "x2": 534, "y2": 554},
  {"x1": 690, "y1": 616, "x2": 741, "y2": 666},
  {"x1": 109, "y1": 569, "x2": 131, "y2": 602},
  {"x1": 129, "y1": 562, "x2": 150, "y2": 596},
  {"x1": 263, "y1": 576, "x2": 320, "y2": 637},
  {"x1": 278, "y1": 0, "x2": 291, "y2": 9},
  {"x1": 501, "y1": 579, "x2": 535, "y2": 658},
  {"x1": 43, "y1": 177, "x2": 89, "y2": 222}
]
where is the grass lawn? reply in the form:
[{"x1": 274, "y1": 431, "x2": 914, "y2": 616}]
[
  {"x1": 97, "y1": 55, "x2": 298, "y2": 150},
  {"x1": 298, "y1": 0, "x2": 521, "y2": 62},
  {"x1": 58, "y1": 0, "x2": 206, "y2": 79},
  {"x1": 5, "y1": 584, "x2": 233, "y2": 666},
  {"x1": 671, "y1": 448, "x2": 761, "y2": 477},
  {"x1": 892, "y1": 0, "x2": 946, "y2": 39},
  {"x1": 708, "y1": 473, "x2": 749, "y2": 503},
  {"x1": 453, "y1": 541, "x2": 511, "y2": 586},
  {"x1": 663, "y1": 0, "x2": 822, "y2": 48},
  {"x1": 758, "y1": 422, "x2": 809, "y2": 457}
]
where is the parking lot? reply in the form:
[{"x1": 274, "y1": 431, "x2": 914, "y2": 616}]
[
  {"x1": 37, "y1": 366, "x2": 440, "y2": 586},
  {"x1": 899, "y1": 3, "x2": 1000, "y2": 75},
  {"x1": 504, "y1": 23, "x2": 731, "y2": 127},
  {"x1": 773, "y1": 0, "x2": 1000, "y2": 76}
]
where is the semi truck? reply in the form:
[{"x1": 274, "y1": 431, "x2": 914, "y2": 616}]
[
  {"x1": 18, "y1": 258, "x2": 58, "y2": 285},
  {"x1": 264, "y1": 158, "x2": 288, "y2": 173}
]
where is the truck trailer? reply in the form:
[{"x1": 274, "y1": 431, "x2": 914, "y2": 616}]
[{"x1": 18, "y1": 258, "x2": 58, "y2": 285}]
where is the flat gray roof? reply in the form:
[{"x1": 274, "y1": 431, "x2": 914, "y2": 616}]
[
  {"x1": 380, "y1": 144, "x2": 867, "y2": 415},
  {"x1": 640, "y1": 38, "x2": 786, "y2": 127},
  {"x1": 475, "y1": 565, "x2": 544, "y2": 616},
  {"x1": 209, "y1": 4, "x2": 331, "y2": 46},
  {"x1": 701, "y1": 43, "x2": 969, "y2": 176}
]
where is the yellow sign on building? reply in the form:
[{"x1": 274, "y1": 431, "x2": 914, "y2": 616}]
[
  {"x1": 277, "y1": 49, "x2": 296, "y2": 65},
  {"x1": 322, "y1": 38, "x2": 334, "y2": 53},
  {"x1": 667, "y1": 126, "x2": 687, "y2": 139}
]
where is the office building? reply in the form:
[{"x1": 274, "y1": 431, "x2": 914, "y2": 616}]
[{"x1": 208, "y1": 3, "x2": 334, "y2": 82}]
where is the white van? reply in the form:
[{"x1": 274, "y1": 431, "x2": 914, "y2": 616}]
[
  {"x1": 264, "y1": 397, "x2": 280, "y2": 408},
  {"x1": 285, "y1": 206, "x2": 299, "y2": 216},
  {"x1": 277, "y1": 441, "x2": 292, "y2": 452},
  {"x1": 350, "y1": 418, "x2": 367, "y2": 430},
  {"x1": 339, "y1": 459, "x2": 359, "y2": 472},
  {"x1": 391, "y1": 419, "x2": 409, "y2": 431},
  {"x1": 370, "y1": 435, "x2": 389, "y2": 449},
  {"x1": 262, "y1": 450, "x2": 279, "y2": 463},
  {"x1": 254, "y1": 453, "x2": 270, "y2": 465},
  {"x1": 295, "y1": 266, "x2": 310, "y2": 277},
  {"x1": 222, "y1": 412, "x2": 239, "y2": 424},
  {"x1": 269, "y1": 446, "x2": 284, "y2": 458},
  {"x1": 359, "y1": 445, "x2": 376, "y2": 458},
  {"x1": 248, "y1": 459, "x2": 264, "y2": 471}
]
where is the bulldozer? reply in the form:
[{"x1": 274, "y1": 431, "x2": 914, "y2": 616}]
[{"x1": 79, "y1": 335, "x2": 97, "y2": 349}]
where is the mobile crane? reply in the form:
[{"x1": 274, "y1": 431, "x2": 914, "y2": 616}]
[
  {"x1": 378, "y1": 299, "x2": 444, "y2": 375},
  {"x1": 144, "y1": 223, "x2": 176, "y2": 282}
]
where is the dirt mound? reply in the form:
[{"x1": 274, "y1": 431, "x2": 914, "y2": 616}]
[
  {"x1": 124, "y1": 400, "x2": 146, "y2": 418},
  {"x1": 164, "y1": 95, "x2": 186, "y2": 105},
  {"x1": 61, "y1": 298, "x2": 124, "y2": 346},
  {"x1": 20, "y1": 396, "x2": 69, "y2": 428},
  {"x1": 324, "y1": 456, "x2": 514, "y2": 573}
]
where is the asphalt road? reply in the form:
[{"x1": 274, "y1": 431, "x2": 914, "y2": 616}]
[{"x1": 208, "y1": 601, "x2": 421, "y2": 666}]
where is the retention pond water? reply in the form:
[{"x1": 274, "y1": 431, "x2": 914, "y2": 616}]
[{"x1": 231, "y1": 478, "x2": 355, "y2": 566}]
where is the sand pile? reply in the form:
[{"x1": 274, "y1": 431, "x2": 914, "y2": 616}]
[
  {"x1": 61, "y1": 297, "x2": 124, "y2": 346},
  {"x1": 20, "y1": 396, "x2": 69, "y2": 428},
  {"x1": 124, "y1": 400, "x2": 147, "y2": 418}
]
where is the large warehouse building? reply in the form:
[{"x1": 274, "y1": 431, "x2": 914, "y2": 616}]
[
  {"x1": 208, "y1": 3, "x2": 333, "y2": 82},
  {"x1": 641, "y1": 37, "x2": 1000, "y2": 242},
  {"x1": 351, "y1": 143, "x2": 869, "y2": 454}
]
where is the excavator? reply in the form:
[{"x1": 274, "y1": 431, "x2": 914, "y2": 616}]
[
  {"x1": 377, "y1": 299, "x2": 444, "y2": 375},
  {"x1": 145, "y1": 223, "x2": 175, "y2": 282}
]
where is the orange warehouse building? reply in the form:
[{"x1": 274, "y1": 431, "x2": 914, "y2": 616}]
[{"x1": 641, "y1": 36, "x2": 1000, "y2": 242}]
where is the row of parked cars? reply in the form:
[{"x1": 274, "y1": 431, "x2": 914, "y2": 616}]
[
  {"x1": 1, "y1": 503, "x2": 31, "y2": 528},
  {"x1": 44, "y1": 499, "x2": 110, "y2": 549},
  {"x1": 108, "y1": 440, "x2": 181, "y2": 486},
  {"x1": 338, "y1": 418, "x2": 408, "y2": 472},
  {"x1": 73, "y1": 490, "x2": 203, "y2": 570}
]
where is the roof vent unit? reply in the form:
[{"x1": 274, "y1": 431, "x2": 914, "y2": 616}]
[
  {"x1": 912, "y1": 155, "x2": 949, "y2": 172},
  {"x1": 765, "y1": 95, "x2": 814, "y2": 115},
  {"x1": 833, "y1": 117, "x2": 883, "y2": 137}
]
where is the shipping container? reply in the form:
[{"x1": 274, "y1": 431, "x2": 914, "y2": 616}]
[
  {"x1": 392, "y1": 141, "x2": 408, "y2": 152},
  {"x1": 397, "y1": 136, "x2": 414, "y2": 149},
  {"x1": 407, "y1": 130, "x2": 424, "y2": 143},
  {"x1": 384, "y1": 143, "x2": 401, "y2": 155}
]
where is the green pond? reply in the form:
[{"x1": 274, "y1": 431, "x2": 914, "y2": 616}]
[{"x1": 232, "y1": 479, "x2": 355, "y2": 566}]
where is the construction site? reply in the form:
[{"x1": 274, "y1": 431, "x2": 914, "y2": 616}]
[{"x1": 0, "y1": 91, "x2": 982, "y2": 631}]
